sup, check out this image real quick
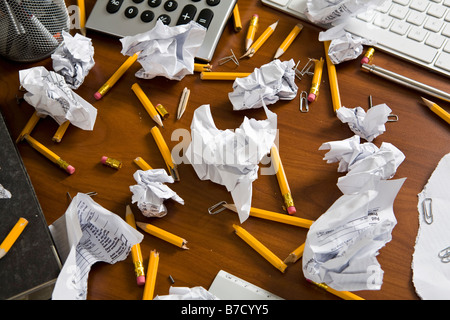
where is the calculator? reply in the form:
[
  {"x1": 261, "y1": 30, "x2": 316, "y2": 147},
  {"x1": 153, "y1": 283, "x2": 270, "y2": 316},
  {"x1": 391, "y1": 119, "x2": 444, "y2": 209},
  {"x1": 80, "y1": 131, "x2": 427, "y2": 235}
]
[{"x1": 85, "y1": 0, "x2": 237, "y2": 62}]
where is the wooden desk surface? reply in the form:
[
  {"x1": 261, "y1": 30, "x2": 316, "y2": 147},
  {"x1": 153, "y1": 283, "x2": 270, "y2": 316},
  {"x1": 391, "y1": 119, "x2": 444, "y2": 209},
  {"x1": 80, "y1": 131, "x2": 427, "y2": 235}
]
[{"x1": 1, "y1": 0, "x2": 449, "y2": 300}]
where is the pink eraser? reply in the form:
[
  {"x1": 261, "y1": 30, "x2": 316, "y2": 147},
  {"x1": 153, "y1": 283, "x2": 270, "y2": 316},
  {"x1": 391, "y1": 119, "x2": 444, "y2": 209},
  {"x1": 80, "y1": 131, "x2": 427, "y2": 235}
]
[
  {"x1": 307, "y1": 93, "x2": 316, "y2": 102},
  {"x1": 137, "y1": 275, "x2": 146, "y2": 286},
  {"x1": 101, "y1": 156, "x2": 108, "y2": 164},
  {"x1": 66, "y1": 165, "x2": 75, "y2": 175},
  {"x1": 361, "y1": 57, "x2": 369, "y2": 64},
  {"x1": 94, "y1": 92, "x2": 102, "y2": 100},
  {"x1": 287, "y1": 206, "x2": 296, "y2": 215}
]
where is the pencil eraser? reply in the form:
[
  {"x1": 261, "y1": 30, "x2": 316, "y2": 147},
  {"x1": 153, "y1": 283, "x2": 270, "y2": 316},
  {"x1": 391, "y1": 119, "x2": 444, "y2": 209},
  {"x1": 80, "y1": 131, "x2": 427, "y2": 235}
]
[
  {"x1": 361, "y1": 57, "x2": 369, "y2": 64},
  {"x1": 94, "y1": 92, "x2": 102, "y2": 100},
  {"x1": 66, "y1": 165, "x2": 75, "y2": 175},
  {"x1": 307, "y1": 93, "x2": 316, "y2": 102},
  {"x1": 137, "y1": 275, "x2": 146, "y2": 286},
  {"x1": 287, "y1": 206, "x2": 296, "y2": 215},
  {"x1": 101, "y1": 156, "x2": 108, "y2": 164}
]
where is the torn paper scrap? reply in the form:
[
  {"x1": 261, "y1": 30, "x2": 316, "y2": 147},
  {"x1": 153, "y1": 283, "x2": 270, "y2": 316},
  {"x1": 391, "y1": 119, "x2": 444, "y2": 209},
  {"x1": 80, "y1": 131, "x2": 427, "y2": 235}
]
[
  {"x1": 120, "y1": 20, "x2": 206, "y2": 80},
  {"x1": 413, "y1": 153, "x2": 450, "y2": 299},
  {"x1": 336, "y1": 104, "x2": 392, "y2": 141},
  {"x1": 229, "y1": 59, "x2": 298, "y2": 110},
  {"x1": 0, "y1": 184, "x2": 12, "y2": 199},
  {"x1": 52, "y1": 31, "x2": 95, "y2": 89},
  {"x1": 19, "y1": 66, "x2": 97, "y2": 130},
  {"x1": 185, "y1": 104, "x2": 277, "y2": 223},
  {"x1": 50, "y1": 193, "x2": 143, "y2": 300},
  {"x1": 303, "y1": 178, "x2": 406, "y2": 291},
  {"x1": 130, "y1": 169, "x2": 184, "y2": 218},
  {"x1": 154, "y1": 286, "x2": 219, "y2": 300}
]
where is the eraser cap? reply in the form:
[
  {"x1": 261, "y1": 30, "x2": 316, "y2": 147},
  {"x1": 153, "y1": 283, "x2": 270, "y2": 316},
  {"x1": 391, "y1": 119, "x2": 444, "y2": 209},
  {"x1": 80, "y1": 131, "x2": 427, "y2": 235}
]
[
  {"x1": 137, "y1": 275, "x2": 146, "y2": 286},
  {"x1": 66, "y1": 165, "x2": 75, "y2": 175},
  {"x1": 287, "y1": 206, "x2": 296, "y2": 215},
  {"x1": 101, "y1": 156, "x2": 108, "y2": 164},
  {"x1": 307, "y1": 93, "x2": 316, "y2": 102},
  {"x1": 94, "y1": 92, "x2": 102, "y2": 100},
  {"x1": 361, "y1": 57, "x2": 369, "y2": 64}
]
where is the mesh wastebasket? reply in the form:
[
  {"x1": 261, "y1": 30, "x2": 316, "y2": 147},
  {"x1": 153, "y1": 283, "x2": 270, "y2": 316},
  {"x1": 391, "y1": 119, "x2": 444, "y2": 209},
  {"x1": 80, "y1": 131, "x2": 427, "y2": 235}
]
[{"x1": 0, "y1": 0, "x2": 70, "y2": 62}]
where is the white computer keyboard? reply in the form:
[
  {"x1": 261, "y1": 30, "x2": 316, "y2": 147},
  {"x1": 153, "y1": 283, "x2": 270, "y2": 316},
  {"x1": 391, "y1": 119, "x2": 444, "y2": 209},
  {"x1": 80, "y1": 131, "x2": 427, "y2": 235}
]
[
  {"x1": 85, "y1": 0, "x2": 237, "y2": 62},
  {"x1": 262, "y1": 0, "x2": 450, "y2": 78}
]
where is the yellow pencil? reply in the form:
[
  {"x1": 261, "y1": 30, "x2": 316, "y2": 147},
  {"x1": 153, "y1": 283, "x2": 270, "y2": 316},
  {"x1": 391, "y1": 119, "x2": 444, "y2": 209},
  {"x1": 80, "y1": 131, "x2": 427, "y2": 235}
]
[
  {"x1": 136, "y1": 221, "x2": 188, "y2": 249},
  {"x1": 150, "y1": 126, "x2": 179, "y2": 181},
  {"x1": 284, "y1": 242, "x2": 305, "y2": 263},
  {"x1": 194, "y1": 63, "x2": 212, "y2": 72},
  {"x1": 246, "y1": 14, "x2": 259, "y2": 51},
  {"x1": 271, "y1": 145, "x2": 296, "y2": 215},
  {"x1": 307, "y1": 280, "x2": 365, "y2": 300},
  {"x1": 16, "y1": 111, "x2": 40, "y2": 143},
  {"x1": 142, "y1": 250, "x2": 159, "y2": 300},
  {"x1": 223, "y1": 204, "x2": 313, "y2": 228},
  {"x1": 274, "y1": 23, "x2": 303, "y2": 59},
  {"x1": 132, "y1": 83, "x2": 163, "y2": 127},
  {"x1": 200, "y1": 72, "x2": 252, "y2": 80},
  {"x1": 308, "y1": 57, "x2": 324, "y2": 102},
  {"x1": 233, "y1": 224, "x2": 287, "y2": 273},
  {"x1": 77, "y1": 0, "x2": 86, "y2": 36},
  {"x1": 134, "y1": 157, "x2": 153, "y2": 170},
  {"x1": 52, "y1": 120, "x2": 70, "y2": 143},
  {"x1": 23, "y1": 134, "x2": 75, "y2": 174},
  {"x1": 232, "y1": 4, "x2": 242, "y2": 32},
  {"x1": 240, "y1": 20, "x2": 278, "y2": 59},
  {"x1": 421, "y1": 97, "x2": 450, "y2": 124},
  {"x1": 0, "y1": 217, "x2": 28, "y2": 259},
  {"x1": 324, "y1": 41, "x2": 341, "y2": 112},
  {"x1": 125, "y1": 206, "x2": 146, "y2": 286},
  {"x1": 94, "y1": 52, "x2": 139, "y2": 100}
]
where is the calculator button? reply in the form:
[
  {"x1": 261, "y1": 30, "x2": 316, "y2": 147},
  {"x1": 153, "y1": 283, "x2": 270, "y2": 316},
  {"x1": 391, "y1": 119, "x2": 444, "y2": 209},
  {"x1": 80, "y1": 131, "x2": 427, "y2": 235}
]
[
  {"x1": 206, "y1": 0, "x2": 220, "y2": 6},
  {"x1": 177, "y1": 4, "x2": 197, "y2": 25},
  {"x1": 157, "y1": 14, "x2": 171, "y2": 24},
  {"x1": 164, "y1": 0, "x2": 178, "y2": 11},
  {"x1": 148, "y1": 0, "x2": 162, "y2": 7},
  {"x1": 124, "y1": 6, "x2": 139, "y2": 18},
  {"x1": 106, "y1": 0, "x2": 124, "y2": 14},
  {"x1": 197, "y1": 9, "x2": 213, "y2": 29},
  {"x1": 141, "y1": 10, "x2": 155, "y2": 22},
  {"x1": 133, "y1": 0, "x2": 144, "y2": 3}
]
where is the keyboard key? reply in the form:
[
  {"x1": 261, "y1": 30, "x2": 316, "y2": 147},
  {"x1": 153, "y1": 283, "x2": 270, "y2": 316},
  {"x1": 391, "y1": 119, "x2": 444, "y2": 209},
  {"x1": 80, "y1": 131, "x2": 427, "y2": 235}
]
[
  {"x1": 392, "y1": 0, "x2": 410, "y2": 5},
  {"x1": 148, "y1": 0, "x2": 162, "y2": 8},
  {"x1": 157, "y1": 14, "x2": 171, "y2": 24},
  {"x1": 426, "y1": 33, "x2": 446, "y2": 48},
  {"x1": 177, "y1": 4, "x2": 197, "y2": 25},
  {"x1": 374, "y1": 14, "x2": 393, "y2": 28},
  {"x1": 407, "y1": 10, "x2": 426, "y2": 25},
  {"x1": 197, "y1": 9, "x2": 214, "y2": 29},
  {"x1": 390, "y1": 4, "x2": 409, "y2": 19},
  {"x1": 288, "y1": 0, "x2": 308, "y2": 13},
  {"x1": 442, "y1": 23, "x2": 450, "y2": 36},
  {"x1": 164, "y1": 0, "x2": 178, "y2": 11},
  {"x1": 124, "y1": 6, "x2": 139, "y2": 18},
  {"x1": 410, "y1": 0, "x2": 429, "y2": 12},
  {"x1": 408, "y1": 25, "x2": 428, "y2": 41},
  {"x1": 206, "y1": 0, "x2": 220, "y2": 6},
  {"x1": 267, "y1": 0, "x2": 290, "y2": 5},
  {"x1": 428, "y1": 3, "x2": 447, "y2": 18},
  {"x1": 435, "y1": 52, "x2": 450, "y2": 71},
  {"x1": 107, "y1": 0, "x2": 124, "y2": 14},
  {"x1": 141, "y1": 10, "x2": 155, "y2": 23},
  {"x1": 424, "y1": 16, "x2": 444, "y2": 32},
  {"x1": 391, "y1": 19, "x2": 410, "y2": 35}
]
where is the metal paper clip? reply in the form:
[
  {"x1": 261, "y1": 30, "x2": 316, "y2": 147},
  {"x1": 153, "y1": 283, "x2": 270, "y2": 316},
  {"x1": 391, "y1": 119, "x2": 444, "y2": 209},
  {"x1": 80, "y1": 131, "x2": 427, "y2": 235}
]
[
  {"x1": 295, "y1": 58, "x2": 314, "y2": 80},
  {"x1": 66, "y1": 191, "x2": 97, "y2": 201},
  {"x1": 208, "y1": 201, "x2": 227, "y2": 214},
  {"x1": 218, "y1": 49, "x2": 239, "y2": 66},
  {"x1": 422, "y1": 197, "x2": 433, "y2": 224},
  {"x1": 438, "y1": 246, "x2": 450, "y2": 263},
  {"x1": 299, "y1": 91, "x2": 309, "y2": 112},
  {"x1": 368, "y1": 95, "x2": 398, "y2": 121}
]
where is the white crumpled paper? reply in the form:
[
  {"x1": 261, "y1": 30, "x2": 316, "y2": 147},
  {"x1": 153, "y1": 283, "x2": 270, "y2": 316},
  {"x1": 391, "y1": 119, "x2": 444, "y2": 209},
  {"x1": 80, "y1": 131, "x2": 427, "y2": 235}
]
[
  {"x1": 185, "y1": 104, "x2": 277, "y2": 223},
  {"x1": 51, "y1": 31, "x2": 95, "y2": 89},
  {"x1": 50, "y1": 193, "x2": 143, "y2": 300},
  {"x1": 0, "y1": 184, "x2": 12, "y2": 199},
  {"x1": 229, "y1": 59, "x2": 298, "y2": 110},
  {"x1": 19, "y1": 66, "x2": 97, "y2": 130},
  {"x1": 336, "y1": 104, "x2": 392, "y2": 141},
  {"x1": 120, "y1": 20, "x2": 206, "y2": 80},
  {"x1": 130, "y1": 169, "x2": 184, "y2": 218},
  {"x1": 154, "y1": 286, "x2": 218, "y2": 300}
]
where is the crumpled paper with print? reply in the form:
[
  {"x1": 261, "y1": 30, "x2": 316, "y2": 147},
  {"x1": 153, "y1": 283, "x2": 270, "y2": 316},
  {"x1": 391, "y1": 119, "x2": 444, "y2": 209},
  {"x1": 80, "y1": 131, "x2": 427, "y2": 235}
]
[
  {"x1": 52, "y1": 31, "x2": 95, "y2": 89},
  {"x1": 19, "y1": 66, "x2": 97, "y2": 130},
  {"x1": 130, "y1": 169, "x2": 184, "y2": 218},
  {"x1": 120, "y1": 20, "x2": 206, "y2": 80},
  {"x1": 229, "y1": 59, "x2": 298, "y2": 110},
  {"x1": 154, "y1": 286, "x2": 218, "y2": 300}
]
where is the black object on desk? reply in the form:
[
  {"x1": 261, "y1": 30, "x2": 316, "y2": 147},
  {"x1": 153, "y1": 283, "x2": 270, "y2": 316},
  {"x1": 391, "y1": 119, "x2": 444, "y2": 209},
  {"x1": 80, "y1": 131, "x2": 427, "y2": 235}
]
[{"x1": 0, "y1": 112, "x2": 61, "y2": 300}]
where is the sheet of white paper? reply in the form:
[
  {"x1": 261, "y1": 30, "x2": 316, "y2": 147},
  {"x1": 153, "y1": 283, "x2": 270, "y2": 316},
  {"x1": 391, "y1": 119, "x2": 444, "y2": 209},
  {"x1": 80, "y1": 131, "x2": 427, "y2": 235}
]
[
  {"x1": 303, "y1": 178, "x2": 406, "y2": 291},
  {"x1": 0, "y1": 183, "x2": 11, "y2": 199},
  {"x1": 229, "y1": 59, "x2": 297, "y2": 110},
  {"x1": 120, "y1": 20, "x2": 206, "y2": 80},
  {"x1": 154, "y1": 286, "x2": 218, "y2": 300},
  {"x1": 50, "y1": 193, "x2": 143, "y2": 300},
  {"x1": 185, "y1": 104, "x2": 277, "y2": 223},
  {"x1": 51, "y1": 31, "x2": 95, "y2": 89},
  {"x1": 336, "y1": 104, "x2": 392, "y2": 141},
  {"x1": 19, "y1": 66, "x2": 97, "y2": 130},
  {"x1": 130, "y1": 169, "x2": 184, "y2": 218},
  {"x1": 412, "y1": 153, "x2": 450, "y2": 299}
]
